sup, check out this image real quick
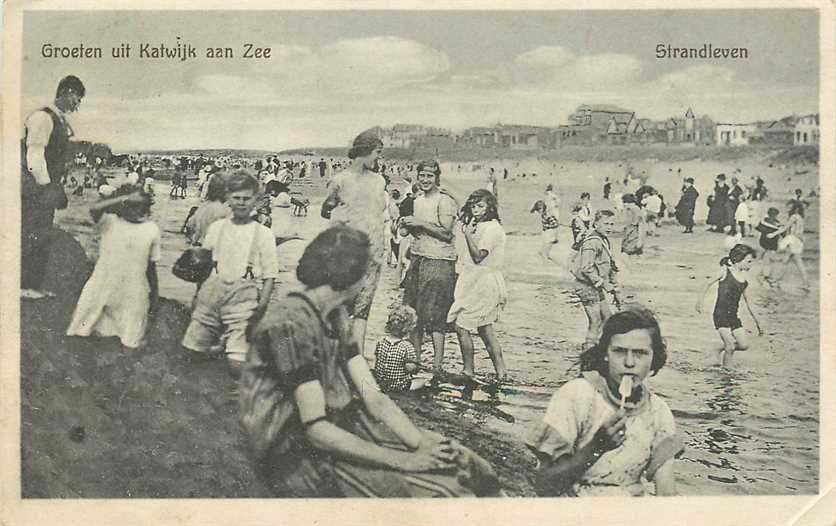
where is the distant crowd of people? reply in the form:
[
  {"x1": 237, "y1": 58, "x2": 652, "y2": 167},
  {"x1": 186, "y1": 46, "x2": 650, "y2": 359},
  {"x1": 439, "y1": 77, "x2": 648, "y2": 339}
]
[{"x1": 21, "y1": 75, "x2": 817, "y2": 498}]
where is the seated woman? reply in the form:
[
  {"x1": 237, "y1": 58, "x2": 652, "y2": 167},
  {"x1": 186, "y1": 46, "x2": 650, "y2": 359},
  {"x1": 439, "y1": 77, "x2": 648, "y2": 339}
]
[
  {"x1": 526, "y1": 306, "x2": 683, "y2": 496},
  {"x1": 239, "y1": 225, "x2": 501, "y2": 498}
]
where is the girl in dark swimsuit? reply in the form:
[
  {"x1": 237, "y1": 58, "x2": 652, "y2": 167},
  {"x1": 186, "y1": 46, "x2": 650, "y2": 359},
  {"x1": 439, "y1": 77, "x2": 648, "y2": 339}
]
[{"x1": 696, "y1": 244, "x2": 763, "y2": 368}]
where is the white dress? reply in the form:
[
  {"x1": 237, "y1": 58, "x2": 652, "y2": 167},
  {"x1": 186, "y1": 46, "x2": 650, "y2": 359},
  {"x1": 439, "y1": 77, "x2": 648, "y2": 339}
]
[
  {"x1": 67, "y1": 214, "x2": 161, "y2": 348},
  {"x1": 447, "y1": 220, "x2": 507, "y2": 331}
]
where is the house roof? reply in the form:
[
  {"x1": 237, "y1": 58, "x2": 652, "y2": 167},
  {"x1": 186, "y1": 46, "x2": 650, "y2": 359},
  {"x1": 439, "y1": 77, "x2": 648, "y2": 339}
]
[
  {"x1": 588, "y1": 104, "x2": 632, "y2": 113},
  {"x1": 799, "y1": 114, "x2": 820, "y2": 125},
  {"x1": 610, "y1": 113, "x2": 634, "y2": 125},
  {"x1": 465, "y1": 127, "x2": 497, "y2": 135},
  {"x1": 763, "y1": 122, "x2": 794, "y2": 132},
  {"x1": 685, "y1": 107, "x2": 695, "y2": 118}
]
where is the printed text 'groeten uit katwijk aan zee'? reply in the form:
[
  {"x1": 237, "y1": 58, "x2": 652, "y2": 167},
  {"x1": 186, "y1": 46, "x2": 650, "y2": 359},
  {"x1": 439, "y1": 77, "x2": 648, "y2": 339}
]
[{"x1": 40, "y1": 37, "x2": 272, "y2": 60}]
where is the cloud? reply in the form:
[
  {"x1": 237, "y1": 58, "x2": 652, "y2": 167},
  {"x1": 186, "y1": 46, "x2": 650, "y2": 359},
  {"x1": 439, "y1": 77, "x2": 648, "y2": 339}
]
[
  {"x1": 514, "y1": 46, "x2": 576, "y2": 68},
  {"x1": 470, "y1": 48, "x2": 643, "y2": 89},
  {"x1": 321, "y1": 37, "x2": 449, "y2": 83},
  {"x1": 570, "y1": 54, "x2": 643, "y2": 86},
  {"x1": 194, "y1": 74, "x2": 278, "y2": 100},
  {"x1": 256, "y1": 37, "x2": 450, "y2": 96},
  {"x1": 40, "y1": 43, "x2": 813, "y2": 151},
  {"x1": 655, "y1": 64, "x2": 735, "y2": 92}
]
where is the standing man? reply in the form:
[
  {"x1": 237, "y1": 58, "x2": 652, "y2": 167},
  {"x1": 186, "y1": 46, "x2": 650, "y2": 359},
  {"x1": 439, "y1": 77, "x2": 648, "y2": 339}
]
[
  {"x1": 321, "y1": 130, "x2": 388, "y2": 356},
  {"x1": 21, "y1": 75, "x2": 84, "y2": 299}
]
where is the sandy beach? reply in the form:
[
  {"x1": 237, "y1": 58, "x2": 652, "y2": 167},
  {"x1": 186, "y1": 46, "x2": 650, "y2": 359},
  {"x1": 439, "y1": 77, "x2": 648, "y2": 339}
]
[{"x1": 20, "y1": 151, "x2": 820, "y2": 497}]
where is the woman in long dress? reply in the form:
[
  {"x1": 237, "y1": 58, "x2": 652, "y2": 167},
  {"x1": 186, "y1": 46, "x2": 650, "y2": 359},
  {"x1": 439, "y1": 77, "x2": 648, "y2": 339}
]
[
  {"x1": 706, "y1": 174, "x2": 730, "y2": 233},
  {"x1": 239, "y1": 225, "x2": 501, "y2": 497}
]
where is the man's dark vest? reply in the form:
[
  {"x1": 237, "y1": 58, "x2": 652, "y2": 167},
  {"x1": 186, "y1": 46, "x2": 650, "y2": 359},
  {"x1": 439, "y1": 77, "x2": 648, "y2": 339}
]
[{"x1": 21, "y1": 107, "x2": 70, "y2": 193}]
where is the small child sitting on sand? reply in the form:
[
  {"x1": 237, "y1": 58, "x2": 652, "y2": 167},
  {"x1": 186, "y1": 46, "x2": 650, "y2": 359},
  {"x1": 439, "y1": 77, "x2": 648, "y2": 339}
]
[{"x1": 373, "y1": 305, "x2": 424, "y2": 392}]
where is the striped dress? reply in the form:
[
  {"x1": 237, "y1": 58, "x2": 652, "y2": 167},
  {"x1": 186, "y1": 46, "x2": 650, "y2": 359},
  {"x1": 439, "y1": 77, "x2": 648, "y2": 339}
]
[{"x1": 240, "y1": 291, "x2": 500, "y2": 497}]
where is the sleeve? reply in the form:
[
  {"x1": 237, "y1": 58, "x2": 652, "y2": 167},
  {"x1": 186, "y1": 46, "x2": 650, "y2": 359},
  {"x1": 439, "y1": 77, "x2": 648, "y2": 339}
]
[
  {"x1": 202, "y1": 219, "x2": 223, "y2": 251},
  {"x1": 25, "y1": 111, "x2": 53, "y2": 148},
  {"x1": 149, "y1": 224, "x2": 162, "y2": 262},
  {"x1": 645, "y1": 398, "x2": 685, "y2": 480},
  {"x1": 264, "y1": 316, "x2": 322, "y2": 390},
  {"x1": 398, "y1": 341, "x2": 418, "y2": 363},
  {"x1": 477, "y1": 222, "x2": 503, "y2": 254},
  {"x1": 24, "y1": 111, "x2": 53, "y2": 185},
  {"x1": 755, "y1": 222, "x2": 768, "y2": 234},
  {"x1": 525, "y1": 380, "x2": 586, "y2": 463},
  {"x1": 97, "y1": 212, "x2": 116, "y2": 231},
  {"x1": 257, "y1": 225, "x2": 279, "y2": 279},
  {"x1": 437, "y1": 194, "x2": 458, "y2": 226},
  {"x1": 579, "y1": 240, "x2": 602, "y2": 286}
]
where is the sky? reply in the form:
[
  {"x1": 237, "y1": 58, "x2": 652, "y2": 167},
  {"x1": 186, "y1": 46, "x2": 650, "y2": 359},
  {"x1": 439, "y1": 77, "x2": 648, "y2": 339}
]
[{"x1": 21, "y1": 9, "x2": 820, "y2": 151}]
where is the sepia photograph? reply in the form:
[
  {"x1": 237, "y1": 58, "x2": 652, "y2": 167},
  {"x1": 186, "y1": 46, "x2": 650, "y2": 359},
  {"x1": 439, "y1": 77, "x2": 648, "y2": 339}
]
[{"x1": 1, "y1": 1, "x2": 833, "y2": 524}]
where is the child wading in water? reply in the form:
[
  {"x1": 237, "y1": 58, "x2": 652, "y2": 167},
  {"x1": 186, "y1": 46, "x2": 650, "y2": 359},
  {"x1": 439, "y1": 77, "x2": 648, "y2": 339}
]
[
  {"x1": 526, "y1": 307, "x2": 682, "y2": 496},
  {"x1": 530, "y1": 199, "x2": 559, "y2": 263},
  {"x1": 775, "y1": 201, "x2": 811, "y2": 291},
  {"x1": 696, "y1": 244, "x2": 763, "y2": 368},
  {"x1": 373, "y1": 305, "x2": 425, "y2": 392},
  {"x1": 755, "y1": 207, "x2": 785, "y2": 288},
  {"x1": 66, "y1": 187, "x2": 160, "y2": 350},
  {"x1": 448, "y1": 189, "x2": 508, "y2": 382}
]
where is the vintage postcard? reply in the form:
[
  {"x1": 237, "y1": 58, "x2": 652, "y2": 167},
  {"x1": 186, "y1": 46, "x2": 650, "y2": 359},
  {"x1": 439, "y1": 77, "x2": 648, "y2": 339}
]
[{"x1": 1, "y1": 0, "x2": 833, "y2": 525}]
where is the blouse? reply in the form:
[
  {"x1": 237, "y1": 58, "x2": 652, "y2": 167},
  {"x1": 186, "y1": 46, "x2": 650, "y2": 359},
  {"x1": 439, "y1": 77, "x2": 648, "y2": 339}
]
[
  {"x1": 239, "y1": 293, "x2": 359, "y2": 466},
  {"x1": 526, "y1": 371, "x2": 684, "y2": 496}
]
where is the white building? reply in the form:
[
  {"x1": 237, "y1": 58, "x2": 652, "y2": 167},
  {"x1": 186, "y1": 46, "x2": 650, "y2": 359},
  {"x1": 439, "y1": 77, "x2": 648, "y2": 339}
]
[
  {"x1": 715, "y1": 123, "x2": 757, "y2": 146},
  {"x1": 794, "y1": 114, "x2": 819, "y2": 145}
]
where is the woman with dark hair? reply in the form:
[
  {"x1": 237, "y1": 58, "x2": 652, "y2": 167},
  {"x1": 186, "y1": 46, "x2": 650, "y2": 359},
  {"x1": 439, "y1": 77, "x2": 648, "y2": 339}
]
[
  {"x1": 526, "y1": 307, "x2": 682, "y2": 496},
  {"x1": 448, "y1": 189, "x2": 508, "y2": 382},
  {"x1": 240, "y1": 225, "x2": 500, "y2": 497},
  {"x1": 400, "y1": 160, "x2": 459, "y2": 379}
]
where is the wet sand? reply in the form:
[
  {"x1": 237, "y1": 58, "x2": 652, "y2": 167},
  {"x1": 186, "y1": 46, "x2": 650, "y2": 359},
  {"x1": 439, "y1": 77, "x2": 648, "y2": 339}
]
[{"x1": 22, "y1": 156, "x2": 820, "y2": 496}]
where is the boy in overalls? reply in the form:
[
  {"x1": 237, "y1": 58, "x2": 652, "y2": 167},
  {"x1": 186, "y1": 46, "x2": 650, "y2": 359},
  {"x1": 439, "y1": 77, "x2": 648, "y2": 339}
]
[{"x1": 182, "y1": 171, "x2": 278, "y2": 378}]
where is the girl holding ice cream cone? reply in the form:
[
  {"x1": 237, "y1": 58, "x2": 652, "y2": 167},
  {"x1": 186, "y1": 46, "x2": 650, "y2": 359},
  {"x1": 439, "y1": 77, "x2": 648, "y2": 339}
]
[{"x1": 526, "y1": 307, "x2": 682, "y2": 496}]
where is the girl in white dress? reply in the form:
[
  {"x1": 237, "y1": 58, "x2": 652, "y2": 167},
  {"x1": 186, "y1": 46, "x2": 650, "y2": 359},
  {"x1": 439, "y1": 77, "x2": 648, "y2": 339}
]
[
  {"x1": 447, "y1": 189, "x2": 508, "y2": 382},
  {"x1": 67, "y1": 188, "x2": 160, "y2": 350}
]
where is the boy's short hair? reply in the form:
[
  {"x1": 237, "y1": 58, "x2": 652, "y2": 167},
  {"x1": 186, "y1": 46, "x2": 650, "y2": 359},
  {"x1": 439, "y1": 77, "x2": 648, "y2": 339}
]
[
  {"x1": 767, "y1": 207, "x2": 780, "y2": 217},
  {"x1": 226, "y1": 170, "x2": 260, "y2": 194},
  {"x1": 594, "y1": 209, "x2": 615, "y2": 222},
  {"x1": 580, "y1": 192, "x2": 591, "y2": 199}
]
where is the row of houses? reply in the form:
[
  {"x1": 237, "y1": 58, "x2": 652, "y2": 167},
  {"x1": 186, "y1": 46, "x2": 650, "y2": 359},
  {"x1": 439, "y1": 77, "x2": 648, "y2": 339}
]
[{"x1": 373, "y1": 107, "x2": 819, "y2": 150}]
